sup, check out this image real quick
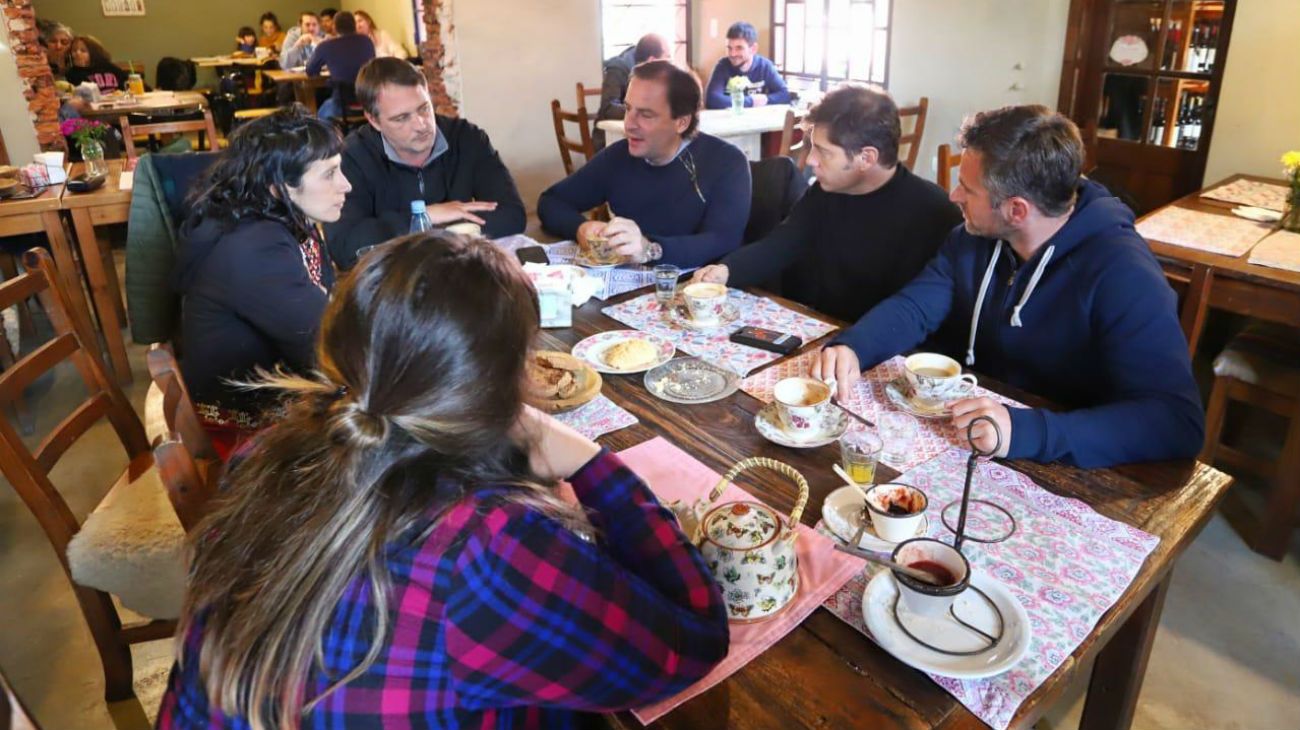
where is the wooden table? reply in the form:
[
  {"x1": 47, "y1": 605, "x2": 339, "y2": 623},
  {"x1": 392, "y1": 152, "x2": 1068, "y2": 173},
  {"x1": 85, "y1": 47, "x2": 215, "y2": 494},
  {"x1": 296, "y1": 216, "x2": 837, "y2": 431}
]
[
  {"x1": 190, "y1": 54, "x2": 274, "y2": 68},
  {"x1": 1140, "y1": 174, "x2": 1300, "y2": 355},
  {"x1": 537, "y1": 291, "x2": 1231, "y2": 730},
  {"x1": 597, "y1": 104, "x2": 798, "y2": 161},
  {"x1": 58, "y1": 160, "x2": 134, "y2": 384},
  {"x1": 79, "y1": 91, "x2": 208, "y2": 120},
  {"x1": 263, "y1": 68, "x2": 328, "y2": 113}
]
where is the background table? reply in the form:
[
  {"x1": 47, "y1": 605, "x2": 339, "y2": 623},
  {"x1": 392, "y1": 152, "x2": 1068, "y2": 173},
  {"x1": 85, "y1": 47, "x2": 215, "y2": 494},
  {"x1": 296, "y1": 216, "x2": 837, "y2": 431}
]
[
  {"x1": 538, "y1": 289, "x2": 1230, "y2": 730},
  {"x1": 79, "y1": 91, "x2": 209, "y2": 120},
  {"x1": 598, "y1": 104, "x2": 797, "y2": 161},
  {"x1": 262, "y1": 69, "x2": 328, "y2": 113}
]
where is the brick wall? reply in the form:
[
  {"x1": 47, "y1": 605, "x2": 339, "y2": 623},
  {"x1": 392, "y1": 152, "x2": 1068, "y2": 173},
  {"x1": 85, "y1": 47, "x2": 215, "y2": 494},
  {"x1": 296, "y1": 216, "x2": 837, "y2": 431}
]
[
  {"x1": 3, "y1": 0, "x2": 63, "y2": 151},
  {"x1": 419, "y1": 0, "x2": 461, "y2": 117}
]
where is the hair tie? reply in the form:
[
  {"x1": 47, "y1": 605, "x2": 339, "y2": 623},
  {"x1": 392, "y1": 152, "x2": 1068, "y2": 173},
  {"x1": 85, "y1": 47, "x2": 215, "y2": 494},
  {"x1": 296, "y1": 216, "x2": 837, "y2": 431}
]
[{"x1": 334, "y1": 384, "x2": 349, "y2": 399}]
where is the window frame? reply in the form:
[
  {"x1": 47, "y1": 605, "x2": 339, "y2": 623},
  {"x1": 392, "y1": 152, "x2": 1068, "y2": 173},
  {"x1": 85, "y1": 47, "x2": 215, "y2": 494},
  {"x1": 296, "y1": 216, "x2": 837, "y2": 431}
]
[
  {"x1": 599, "y1": 0, "x2": 693, "y2": 69},
  {"x1": 770, "y1": 0, "x2": 894, "y2": 91}
]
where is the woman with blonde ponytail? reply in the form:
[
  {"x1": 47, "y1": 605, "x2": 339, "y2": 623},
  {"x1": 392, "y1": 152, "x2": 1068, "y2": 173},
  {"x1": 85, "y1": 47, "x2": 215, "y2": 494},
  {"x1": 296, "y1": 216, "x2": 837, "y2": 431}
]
[{"x1": 157, "y1": 232, "x2": 730, "y2": 729}]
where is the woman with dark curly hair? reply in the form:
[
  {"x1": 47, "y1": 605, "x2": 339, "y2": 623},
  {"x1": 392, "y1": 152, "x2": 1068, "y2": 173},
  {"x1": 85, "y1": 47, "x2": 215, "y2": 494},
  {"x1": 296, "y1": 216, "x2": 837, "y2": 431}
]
[
  {"x1": 173, "y1": 105, "x2": 351, "y2": 453},
  {"x1": 65, "y1": 35, "x2": 127, "y2": 93}
]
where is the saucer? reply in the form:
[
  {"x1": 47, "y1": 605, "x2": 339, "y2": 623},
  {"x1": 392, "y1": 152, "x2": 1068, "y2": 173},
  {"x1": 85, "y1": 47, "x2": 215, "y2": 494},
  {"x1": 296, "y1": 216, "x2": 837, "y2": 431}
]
[
  {"x1": 572, "y1": 330, "x2": 675, "y2": 374},
  {"x1": 885, "y1": 377, "x2": 951, "y2": 420},
  {"x1": 822, "y1": 486, "x2": 929, "y2": 551},
  {"x1": 573, "y1": 249, "x2": 628, "y2": 269},
  {"x1": 644, "y1": 357, "x2": 740, "y2": 404},
  {"x1": 755, "y1": 402, "x2": 848, "y2": 449},
  {"x1": 863, "y1": 570, "x2": 1031, "y2": 679},
  {"x1": 669, "y1": 300, "x2": 742, "y2": 331}
]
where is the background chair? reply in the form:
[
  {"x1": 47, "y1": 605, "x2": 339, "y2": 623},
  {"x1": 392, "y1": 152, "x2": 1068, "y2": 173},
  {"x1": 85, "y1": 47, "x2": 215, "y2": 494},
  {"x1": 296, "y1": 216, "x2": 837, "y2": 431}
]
[
  {"x1": 897, "y1": 97, "x2": 929, "y2": 171},
  {"x1": 575, "y1": 81, "x2": 601, "y2": 114},
  {"x1": 550, "y1": 99, "x2": 595, "y2": 176},
  {"x1": 119, "y1": 110, "x2": 220, "y2": 162},
  {"x1": 146, "y1": 344, "x2": 220, "y2": 531},
  {"x1": 744, "y1": 156, "x2": 808, "y2": 245},
  {"x1": 937, "y1": 143, "x2": 962, "y2": 192},
  {"x1": 0, "y1": 249, "x2": 188, "y2": 703},
  {"x1": 778, "y1": 109, "x2": 808, "y2": 171}
]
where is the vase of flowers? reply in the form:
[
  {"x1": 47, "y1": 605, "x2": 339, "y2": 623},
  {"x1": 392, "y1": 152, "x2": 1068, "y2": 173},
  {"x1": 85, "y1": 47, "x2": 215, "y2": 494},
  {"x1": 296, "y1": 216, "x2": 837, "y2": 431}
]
[
  {"x1": 60, "y1": 118, "x2": 110, "y2": 178},
  {"x1": 1282, "y1": 151, "x2": 1300, "y2": 234},
  {"x1": 726, "y1": 76, "x2": 748, "y2": 114}
]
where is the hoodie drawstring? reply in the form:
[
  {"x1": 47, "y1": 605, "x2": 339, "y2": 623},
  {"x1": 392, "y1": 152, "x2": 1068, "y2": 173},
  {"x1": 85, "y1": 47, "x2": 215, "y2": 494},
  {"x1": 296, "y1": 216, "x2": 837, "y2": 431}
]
[
  {"x1": 966, "y1": 241, "x2": 1002, "y2": 367},
  {"x1": 1011, "y1": 245, "x2": 1055, "y2": 327}
]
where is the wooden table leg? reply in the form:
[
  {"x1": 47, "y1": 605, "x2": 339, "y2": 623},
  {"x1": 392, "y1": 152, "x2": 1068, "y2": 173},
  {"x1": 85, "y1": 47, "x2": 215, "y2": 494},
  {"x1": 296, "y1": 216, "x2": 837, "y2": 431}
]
[
  {"x1": 39, "y1": 211, "x2": 104, "y2": 363},
  {"x1": 1078, "y1": 573, "x2": 1172, "y2": 730},
  {"x1": 295, "y1": 81, "x2": 318, "y2": 113},
  {"x1": 1180, "y1": 264, "x2": 1213, "y2": 357},
  {"x1": 68, "y1": 208, "x2": 133, "y2": 385}
]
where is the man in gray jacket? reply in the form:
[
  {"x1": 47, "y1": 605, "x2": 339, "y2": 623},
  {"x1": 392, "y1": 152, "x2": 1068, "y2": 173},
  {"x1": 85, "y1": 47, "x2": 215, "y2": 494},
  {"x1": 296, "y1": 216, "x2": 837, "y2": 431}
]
[{"x1": 594, "y1": 34, "x2": 670, "y2": 148}]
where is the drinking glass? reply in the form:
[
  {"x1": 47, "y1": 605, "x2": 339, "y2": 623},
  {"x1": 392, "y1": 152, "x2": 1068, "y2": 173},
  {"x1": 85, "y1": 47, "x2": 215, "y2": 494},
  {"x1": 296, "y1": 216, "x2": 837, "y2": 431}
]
[
  {"x1": 879, "y1": 412, "x2": 918, "y2": 465},
  {"x1": 839, "y1": 429, "x2": 883, "y2": 485},
  {"x1": 654, "y1": 265, "x2": 681, "y2": 306}
]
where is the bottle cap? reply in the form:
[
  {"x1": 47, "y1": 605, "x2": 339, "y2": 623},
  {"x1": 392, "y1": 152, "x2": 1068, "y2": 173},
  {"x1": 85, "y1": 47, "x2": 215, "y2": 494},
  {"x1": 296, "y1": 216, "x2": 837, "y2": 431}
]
[{"x1": 410, "y1": 200, "x2": 427, "y2": 214}]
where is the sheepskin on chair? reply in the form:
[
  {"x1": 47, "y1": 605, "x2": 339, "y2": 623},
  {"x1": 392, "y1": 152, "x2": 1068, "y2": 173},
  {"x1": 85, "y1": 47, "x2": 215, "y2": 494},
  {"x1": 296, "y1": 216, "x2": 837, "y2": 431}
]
[
  {"x1": 143, "y1": 381, "x2": 167, "y2": 445},
  {"x1": 67, "y1": 460, "x2": 188, "y2": 620}
]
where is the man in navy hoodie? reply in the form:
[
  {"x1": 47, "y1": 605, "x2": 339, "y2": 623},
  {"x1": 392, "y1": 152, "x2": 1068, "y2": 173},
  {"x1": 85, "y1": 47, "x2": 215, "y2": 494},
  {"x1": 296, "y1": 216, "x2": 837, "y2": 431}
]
[
  {"x1": 816, "y1": 105, "x2": 1203, "y2": 468},
  {"x1": 704, "y1": 22, "x2": 790, "y2": 110}
]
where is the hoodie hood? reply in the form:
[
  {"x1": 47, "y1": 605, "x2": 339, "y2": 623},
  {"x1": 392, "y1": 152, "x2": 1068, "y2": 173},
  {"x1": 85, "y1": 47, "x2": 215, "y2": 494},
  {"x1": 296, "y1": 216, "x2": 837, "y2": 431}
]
[{"x1": 172, "y1": 216, "x2": 227, "y2": 293}]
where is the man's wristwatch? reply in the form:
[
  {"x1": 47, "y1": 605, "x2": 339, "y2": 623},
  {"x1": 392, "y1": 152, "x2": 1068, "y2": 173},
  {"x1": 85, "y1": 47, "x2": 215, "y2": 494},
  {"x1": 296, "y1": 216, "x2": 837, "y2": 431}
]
[{"x1": 644, "y1": 241, "x2": 664, "y2": 263}]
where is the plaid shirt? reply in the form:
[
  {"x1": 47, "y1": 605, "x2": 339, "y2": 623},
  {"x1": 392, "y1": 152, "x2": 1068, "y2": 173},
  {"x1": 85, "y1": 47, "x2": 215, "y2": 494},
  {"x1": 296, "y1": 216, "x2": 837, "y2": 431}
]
[{"x1": 157, "y1": 450, "x2": 729, "y2": 728}]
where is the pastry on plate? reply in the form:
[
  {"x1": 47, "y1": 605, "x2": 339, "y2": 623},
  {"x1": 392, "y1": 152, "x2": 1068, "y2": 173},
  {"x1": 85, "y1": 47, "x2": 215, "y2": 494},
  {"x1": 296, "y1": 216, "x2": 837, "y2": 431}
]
[
  {"x1": 602, "y1": 338, "x2": 657, "y2": 370},
  {"x1": 526, "y1": 353, "x2": 579, "y2": 399}
]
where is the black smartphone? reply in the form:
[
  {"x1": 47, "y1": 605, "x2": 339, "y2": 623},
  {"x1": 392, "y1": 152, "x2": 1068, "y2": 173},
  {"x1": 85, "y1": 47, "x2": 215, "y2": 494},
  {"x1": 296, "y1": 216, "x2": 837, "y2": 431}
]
[
  {"x1": 515, "y1": 246, "x2": 551, "y2": 266},
  {"x1": 730, "y1": 326, "x2": 802, "y2": 355}
]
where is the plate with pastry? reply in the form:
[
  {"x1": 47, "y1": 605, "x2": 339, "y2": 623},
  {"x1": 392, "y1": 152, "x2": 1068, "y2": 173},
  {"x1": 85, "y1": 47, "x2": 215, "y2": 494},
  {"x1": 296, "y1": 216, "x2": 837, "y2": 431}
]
[
  {"x1": 572, "y1": 330, "x2": 675, "y2": 374},
  {"x1": 525, "y1": 350, "x2": 602, "y2": 413}
]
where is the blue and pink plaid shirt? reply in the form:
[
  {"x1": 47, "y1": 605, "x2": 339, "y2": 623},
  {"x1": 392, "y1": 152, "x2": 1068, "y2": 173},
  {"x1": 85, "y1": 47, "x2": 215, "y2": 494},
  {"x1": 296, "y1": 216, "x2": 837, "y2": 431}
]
[{"x1": 156, "y1": 450, "x2": 729, "y2": 728}]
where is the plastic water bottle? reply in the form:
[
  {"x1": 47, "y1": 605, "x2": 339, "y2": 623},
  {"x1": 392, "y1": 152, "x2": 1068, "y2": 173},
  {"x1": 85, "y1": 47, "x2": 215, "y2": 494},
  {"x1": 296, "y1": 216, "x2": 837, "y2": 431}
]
[{"x1": 409, "y1": 200, "x2": 432, "y2": 234}]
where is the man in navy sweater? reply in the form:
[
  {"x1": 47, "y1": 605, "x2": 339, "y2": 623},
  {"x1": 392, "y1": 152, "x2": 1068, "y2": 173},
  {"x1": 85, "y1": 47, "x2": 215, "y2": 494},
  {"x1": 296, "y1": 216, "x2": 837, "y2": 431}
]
[
  {"x1": 306, "y1": 10, "x2": 374, "y2": 120},
  {"x1": 816, "y1": 105, "x2": 1204, "y2": 468},
  {"x1": 538, "y1": 60, "x2": 750, "y2": 268},
  {"x1": 704, "y1": 22, "x2": 790, "y2": 109}
]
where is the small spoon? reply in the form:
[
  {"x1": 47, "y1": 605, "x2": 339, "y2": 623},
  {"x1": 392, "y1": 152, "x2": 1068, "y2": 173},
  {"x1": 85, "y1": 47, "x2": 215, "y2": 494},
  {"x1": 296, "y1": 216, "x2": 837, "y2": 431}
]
[{"x1": 832, "y1": 543, "x2": 945, "y2": 585}]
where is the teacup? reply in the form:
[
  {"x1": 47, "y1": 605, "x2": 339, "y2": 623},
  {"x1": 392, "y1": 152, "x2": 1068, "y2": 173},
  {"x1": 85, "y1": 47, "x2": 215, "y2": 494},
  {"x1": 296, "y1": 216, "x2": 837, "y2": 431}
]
[
  {"x1": 890, "y1": 537, "x2": 970, "y2": 616},
  {"x1": 772, "y1": 376, "x2": 831, "y2": 437},
  {"x1": 445, "y1": 221, "x2": 482, "y2": 238},
  {"x1": 682, "y1": 282, "x2": 728, "y2": 324},
  {"x1": 903, "y1": 353, "x2": 978, "y2": 405},
  {"x1": 861, "y1": 483, "x2": 927, "y2": 543}
]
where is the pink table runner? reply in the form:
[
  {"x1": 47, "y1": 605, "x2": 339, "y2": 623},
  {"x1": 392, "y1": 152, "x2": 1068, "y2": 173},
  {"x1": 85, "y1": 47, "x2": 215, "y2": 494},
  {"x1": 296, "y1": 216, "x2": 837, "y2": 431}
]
[
  {"x1": 739, "y1": 353, "x2": 1025, "y2": 471},
  {"x1": 1200, "y1": 178, "x2": 1289, "y2": 212},
  {"x1": 554, "y1": 395, "x2": 637, "y2": 440},
  {"x1": 1247, "y1": 229, "x2": 1300, "y2": 273},
  {"x1": 616, "y1": 438, "x2": 861, "y2": 725},
  {"x1": 602, "y1": 292, "x2": 838, "y2": 376},
  {"x1": 820, "y1": 448, "x2": 1159, "y2": 730},
  {"x1": 1136, "y1": 206, "x2": 1272, "y2": 257}
]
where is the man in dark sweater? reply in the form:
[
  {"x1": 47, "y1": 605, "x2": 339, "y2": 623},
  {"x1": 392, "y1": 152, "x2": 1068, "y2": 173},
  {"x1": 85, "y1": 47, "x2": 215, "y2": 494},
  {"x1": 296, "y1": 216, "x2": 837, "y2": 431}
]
[
  {"x1": 306, "y1": 11, "x2": 374, "y2": 120},
  {"x1": 325, "y1": 58, "x2": 526, "y2": 268},
  {"x1": 538, "y1": 60, "x2": 750, "y2": 268},
  {"x1": 595, "y1": 34, "x2": 670, "y2": 149},
  {"x1": 694, "y1": 86, "x2": 960, "y2": 322},
  {"x1": 704, "y1": 21, "x2": 790, "y2": 109},
  {"x1": 815, "y1": 106, "x2": 1204, "y2": 468}
]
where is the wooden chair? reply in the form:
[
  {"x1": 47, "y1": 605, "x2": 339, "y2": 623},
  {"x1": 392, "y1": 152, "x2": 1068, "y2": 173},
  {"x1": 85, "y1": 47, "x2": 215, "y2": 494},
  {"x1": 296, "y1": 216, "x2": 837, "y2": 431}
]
[
  {"x1": 575, "y1": 81, "x2": 602, "y2": 113},
  {"x1": 0, "y1": 249, "x2": 187, "y2": 703},
  {"x1": 937, "y1": 143, "x2": 963, "y2": 192},
  {"x1": 2, "y1": 664, "x2": 44, "y2": 730},
  {"x1": 897, "y1": 97, "x2": 928, "y2": 171},
  {"x1": 1202, "y1": 323, "x2": 1300, "y2": 560},
  {"x1": 550, "y1": 99, "x2": 595, "y2": 176},
  {"x1": 119, "y1": 109, "x2": 220, "y2": 162},
  {"x1": 778, "y1": 109, "x2": 808, "y2": 170},
  {"x1": 146, "y1": 343, "x2": 220, "y2": 531}
]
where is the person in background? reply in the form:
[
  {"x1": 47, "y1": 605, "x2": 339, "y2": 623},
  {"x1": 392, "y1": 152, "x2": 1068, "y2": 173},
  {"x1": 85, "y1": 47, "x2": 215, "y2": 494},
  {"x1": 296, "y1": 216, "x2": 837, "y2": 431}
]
[
  {"x1": 704, "y1": 21, "x2": 790, "y2": 109},
  {"x1": 172, "y1": 106, "x2": 350, "y2": 457},
  {"x1": 539, "y1": 60, "x2": 750, "y2": 268},
  {"x1": 65, "y1": 36, "x2": 127, "y2": 94},
  {"x1": 325, "y1": 58, "x2": 525, "y2": 268},
  {"x1": 37, "y1": 19, "x2": 74, "y2": 77},
  {"x1": 594, "y1": 33, "x2": 670, "y2": 149},
  {"x1": 354, "y1": 10, "x2": 405, "y2": 59},
  {"x1": 234, "y1": 26, "x2": 257, "y2": 55},
  {"x1": 279, "y1": 11, "x2": 325, "y2": 69},
  {"x1": 306, "y1": 11, "x2": 375, "y2": 121},
  {"x1": 319, "y1": 7, "x2": 338, "y2": 37},
  {"x1": 694, "y1": 85, "x2": 960, "y2": 323},
  {"x1": 258, "y1": 11, "x2": 285, "y2": 52},
  {"x1": 156, "y1": 232, "x2": 730, "y2": 729},
  {"x1": 815, "y1": 105, "x2": 1205, "y2": 468}
]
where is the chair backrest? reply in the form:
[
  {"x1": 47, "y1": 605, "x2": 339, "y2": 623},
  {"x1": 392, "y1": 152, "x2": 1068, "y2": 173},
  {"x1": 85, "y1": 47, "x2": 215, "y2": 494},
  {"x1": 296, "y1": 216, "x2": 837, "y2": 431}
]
[
  {"x1": 576, "y1": 81, "x2": 602, "y2": 113},
  {"x1": 119, "y1": 109, "x2": 220, "y2": 161},
  {"x1": 937, "y1": 143, "x2": 962, "y2": 192},
  {"x1": 745, "y1": 156, "x2": 808, "y2": 244},
  {"x1": 0, "y1": 249, "x2": 151, "y2": 571},
  {"x1": 155, "y1": 57, "x2": 198, "y2": 91},
  {"x1": 550, "y1": 99, "x2": 595, "y2": 176},
  {"x1": 146, "y1": 344, "x2": 219, "y2": 530},
  {"x1": 897, "y1": 97, "x2": 928, "y2": 171}
]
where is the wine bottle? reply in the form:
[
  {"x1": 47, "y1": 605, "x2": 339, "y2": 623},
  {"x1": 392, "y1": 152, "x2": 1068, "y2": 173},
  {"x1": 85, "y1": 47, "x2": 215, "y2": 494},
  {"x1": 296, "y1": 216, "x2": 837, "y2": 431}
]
[
  {"x1": 1185, "y1": 23, "x2": 1200, "y2": 71},
  {"x1": 1205, "y1": 22, "x2": 1218, "y2": 73},
  {"x1": 1149, "y1": 97, "x2": 1166, "y2": 145},
  {"x1": 1172, "y1": 95, "x2": 1185, "y2": 148}
]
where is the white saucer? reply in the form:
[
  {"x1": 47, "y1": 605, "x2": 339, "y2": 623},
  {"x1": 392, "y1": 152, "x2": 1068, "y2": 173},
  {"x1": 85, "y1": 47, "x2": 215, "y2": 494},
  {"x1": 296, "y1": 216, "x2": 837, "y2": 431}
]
[
  {"x1": 754, "y1": 402, "x2": 848, "y2": 449},
  {"x1": 572, "y1": 330, "x2": 675, "y2": 374},
  {"x1": 863, "y1": 570, "x2": 1031, "y2": 679},
  {"x1": 669, "y1": 300, "x2": 742, "y2": 331},
  {"x1": 822, "y1": 486, "x2": 929, "y2": 551},
  {"x1": 573, "y1": 250, "x2": 628, "y2": 269},
  {"x1": 884, "y1": 377, "x2": 951, "y2": 420}
]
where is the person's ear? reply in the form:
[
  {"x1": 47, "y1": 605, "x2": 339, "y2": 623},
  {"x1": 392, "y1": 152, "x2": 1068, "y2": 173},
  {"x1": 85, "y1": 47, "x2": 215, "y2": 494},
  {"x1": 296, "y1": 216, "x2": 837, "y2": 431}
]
[
  {"x1": 855, "y1": 146, "x2": 880, "y2": 170},
  {"x1": 674, "y1": 115, "x2": 690, "y2": 136},
  {"x1": 1004, "y1": 197, "x2": 1033, "y2": 226}
]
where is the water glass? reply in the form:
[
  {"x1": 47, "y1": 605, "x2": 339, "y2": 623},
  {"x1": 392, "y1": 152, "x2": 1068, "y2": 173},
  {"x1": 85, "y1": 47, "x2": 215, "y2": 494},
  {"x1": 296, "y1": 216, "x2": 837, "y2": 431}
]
[
  {"x1": 879, "y1": 412, "x2": 918, "y2": 465},
  {"x1": 839, "y1": 429, "x2": 883, "y2": 485},
  {"x1": 654, "y1": 265, "x2": 681, "y2": 306}
]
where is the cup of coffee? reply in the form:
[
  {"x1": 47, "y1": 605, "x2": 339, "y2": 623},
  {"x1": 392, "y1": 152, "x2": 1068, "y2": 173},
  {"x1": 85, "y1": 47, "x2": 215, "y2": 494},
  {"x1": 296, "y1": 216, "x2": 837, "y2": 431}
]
[
  {"x1": 772, "y1": 376, "x2": 831, "y2": 437},
  {"x1": 682, "y1": 282, "x2": 728, "y2": 323},
  {"x1": 889, "y1": 537, "x2": 970, "y2": 616},
  {"x1": 861, "y1": 483, "x2": 927, "y2": 543},
  {"x1": 903, "y1": 353, "x2": 978, "y2": 405}
]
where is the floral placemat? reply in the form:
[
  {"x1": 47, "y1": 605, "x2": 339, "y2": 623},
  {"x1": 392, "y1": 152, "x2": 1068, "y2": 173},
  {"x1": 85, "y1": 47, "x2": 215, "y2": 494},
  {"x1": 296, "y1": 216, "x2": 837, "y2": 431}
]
[
  {"x1": 1200, "y1": 179, "x2": 1290, "y2": 212},
  {"x1": 1246, "y1": 230, "x2": 1300, "y2": 273},
  {"x1": 739, "y1": 353, "x2": 1024, "y2": 472},
  {"x1": 820, "y1": 448, "x2": 1159, "y2": 730},
  {"x1": 601, "y1": 291, "x2": 837, "y2": 376},
  {"x1": 552, "y1": 395, "x2": 637, "y2": 440},
  {"x1": 1136, "y1": 206, "x2": 1272, "y2": 257}
]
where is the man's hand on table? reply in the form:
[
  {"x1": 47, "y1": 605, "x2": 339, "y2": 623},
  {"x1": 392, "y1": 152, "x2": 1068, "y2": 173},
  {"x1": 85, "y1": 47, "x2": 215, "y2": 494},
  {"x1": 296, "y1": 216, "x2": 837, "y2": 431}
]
[
  {"x1": 949, "y1": 397, "x2": 1012, "y2": 458},
  {"x1": 576, "y1": 219, "x2": 608, "y2": 250},
  {"x1": 692, "y1": 265, "x2": 729, "y2": 285},
  {"x1": 605, "y1": 216, "x2": 653, "y2": 263},
  {"x1": 813, "y1": 345, "x2": 860, "y2": 402},
  {"x1": 427, "y1": 200, "x2": 497, "y2": 226},
  {"x1": 750, "y1": 93, "x2": 769, "y2": 107}
]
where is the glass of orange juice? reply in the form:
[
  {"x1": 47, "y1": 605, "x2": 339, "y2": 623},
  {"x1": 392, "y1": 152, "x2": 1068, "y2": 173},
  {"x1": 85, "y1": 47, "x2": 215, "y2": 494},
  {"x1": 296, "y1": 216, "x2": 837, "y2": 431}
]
[{"x1": 839, "y1": 429, "x2": 883, "y2": 485}]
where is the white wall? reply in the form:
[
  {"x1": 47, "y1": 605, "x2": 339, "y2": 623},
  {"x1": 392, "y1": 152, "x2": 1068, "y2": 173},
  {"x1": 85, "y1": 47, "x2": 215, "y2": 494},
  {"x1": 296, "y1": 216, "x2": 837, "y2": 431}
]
[
  {"x1": 1203, "y1": 0, "x2": 1300, "y2": 185},
  {"x1": 0, "y1": 40, "x2": 40, "y2": 165},
  {"x1": 889, "y1": 0, "x2": 1071, "y2": 181}
]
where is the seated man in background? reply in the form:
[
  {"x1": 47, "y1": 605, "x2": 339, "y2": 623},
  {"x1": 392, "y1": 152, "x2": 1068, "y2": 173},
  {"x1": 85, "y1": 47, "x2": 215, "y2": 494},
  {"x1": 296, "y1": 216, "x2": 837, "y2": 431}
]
[
  {"x1": 594, "y1": 33, "x2": 670, "y2": 149},
  {"x1": 279, "y1": 11, "x2": 326, "y2": 69},
  {"x1": 816, "y1": 105, "x2": 1204, "y2": 468},
  {"x1": 319, "y1": 7, "x2": 338, "y2": 37},
  {"x1": 326, "y1": 58, "x2": 525, "y2": 268},
  {"x1": 538, "y1": 60, "x2": 750, "y2": 268},
  {"x1": 704, "y1": 22, "x2": 790, "y2": 109},
  {"x1": 306, "y1": 11, "x2": 375, "y2": 120},
  {"x1": 694, "y1": 85, "x2": 960, "y2": 323}
]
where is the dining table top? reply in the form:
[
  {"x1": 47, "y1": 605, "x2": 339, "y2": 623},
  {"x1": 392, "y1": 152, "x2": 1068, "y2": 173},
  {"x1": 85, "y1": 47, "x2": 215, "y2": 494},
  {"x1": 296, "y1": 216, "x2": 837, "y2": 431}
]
[
  {"x1": 263, "y1": 68, "x2": 329, "y2": 83},
  {"x1": 78, "y1": 90, "x2": 209, "y2": 119},
  {"x1": 534, "y1": 285, "x2": 1231, "y2": 730},
  {"x1": 597, "y1": 103, "x2": 800, "y2": 138},
  {"x1": 59, "y1": 160, "x2": 132, "y2": 209}
]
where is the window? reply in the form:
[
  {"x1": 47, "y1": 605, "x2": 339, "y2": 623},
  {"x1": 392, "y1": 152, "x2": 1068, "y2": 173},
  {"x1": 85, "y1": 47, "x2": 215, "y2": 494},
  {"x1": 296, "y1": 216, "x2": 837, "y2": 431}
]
[
  {"x1": 773, "y1": 0, "x2": 892, "y2": 93},
  {"x1": 600, "y1": 1, "x2": 691, "y2": 67},
  {"x1": 412, "y1": 0, "x2": 428, "y2": 46}
]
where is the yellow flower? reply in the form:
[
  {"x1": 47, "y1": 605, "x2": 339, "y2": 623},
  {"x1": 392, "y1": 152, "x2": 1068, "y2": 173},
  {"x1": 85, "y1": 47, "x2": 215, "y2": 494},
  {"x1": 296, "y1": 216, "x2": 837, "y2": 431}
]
[{"x1": 1282, "y1": 150, "x2": 1300, "y2": 173}]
